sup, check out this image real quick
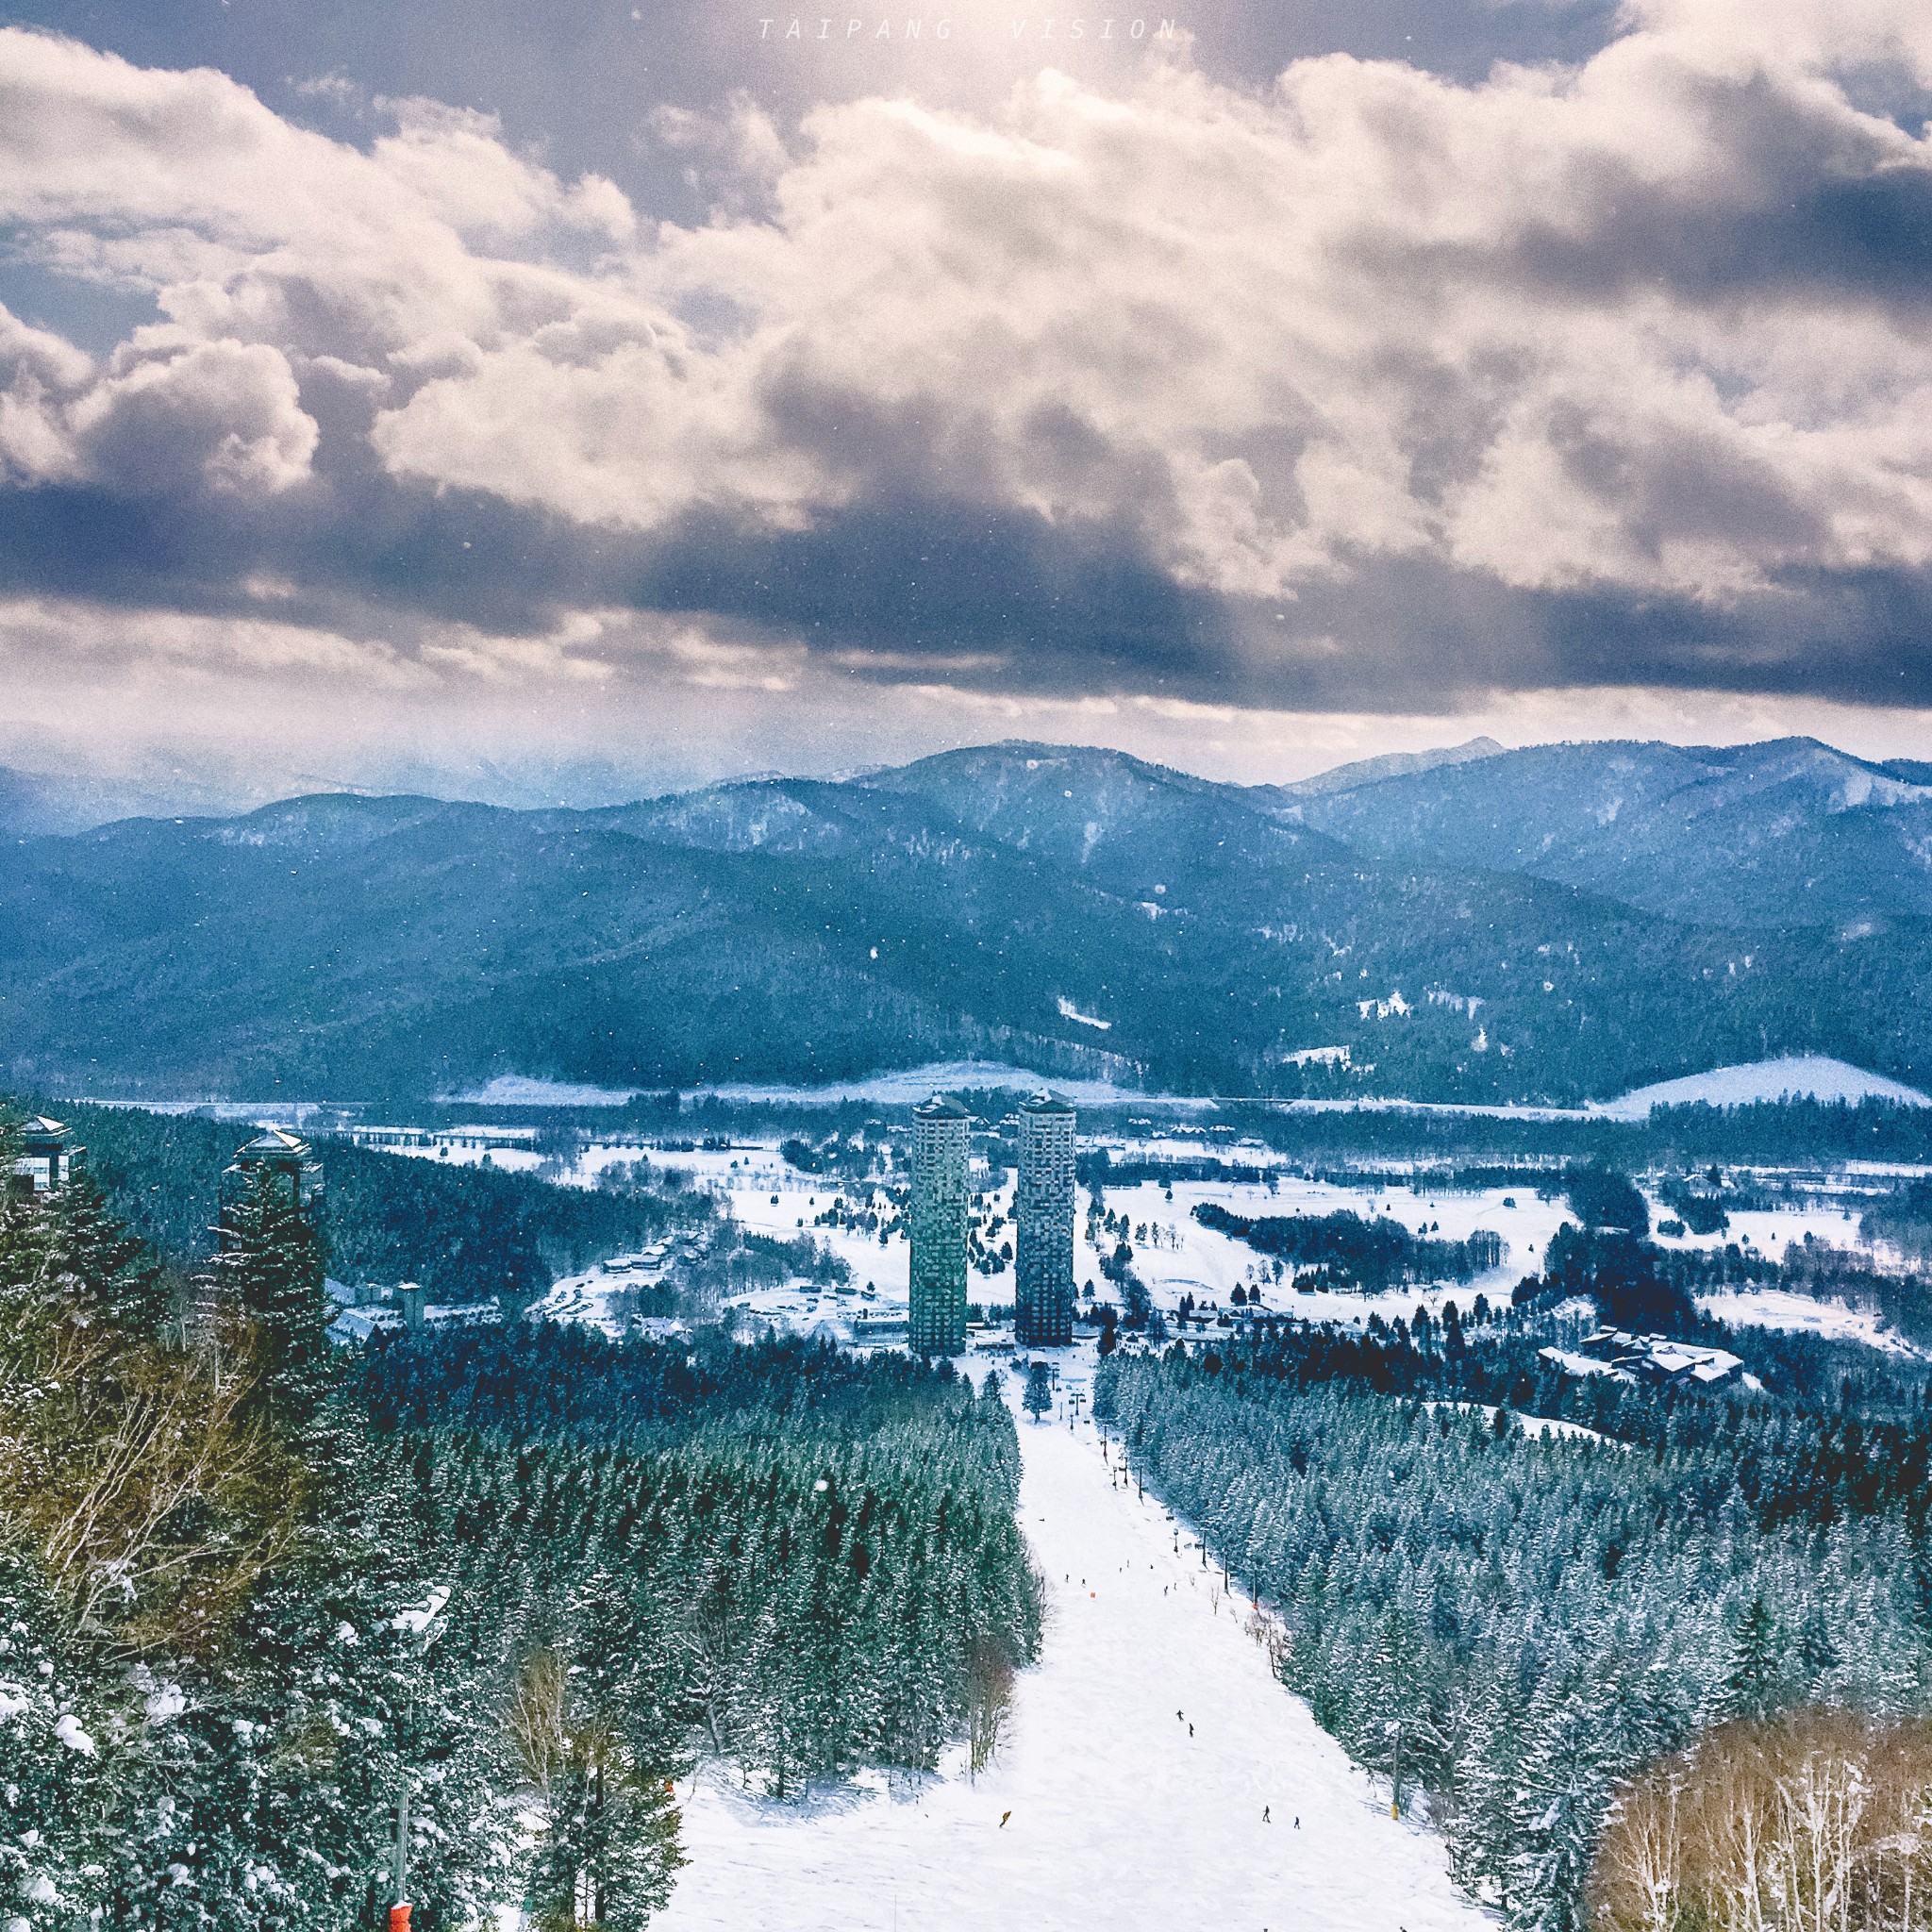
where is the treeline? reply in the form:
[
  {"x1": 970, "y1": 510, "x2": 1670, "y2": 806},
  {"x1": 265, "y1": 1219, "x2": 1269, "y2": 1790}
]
[
  {"x1": 358, "y1": 1324, "x2": 945, "y2": 1447},
  {"x1": 1593, "y1": 1709, "x2": 1932, "y2": 1932},
  {"x1": 1081, "y1": 1150, "x2": 1274, "y2": 1190},
  {"x1": 0, "y1": 1115, "x2": 1040, "y2": 1928},
  {"x1": 1512, "y1": 1194, "x2": 1932, "y2": 1352},
  {"x1": 1096, "y1": 1335, "x2": 1932, "y2": 1932},
  {"x1": 31, "y1": 1099, "x2": 708, "y2": 1301},
  {"x1": 1155, "y1": 1309, "x2": 1932, "y2": 1524},
  {"x1": 1775, "y1": 1238, "x2": 1932, "y2": 1352},
  {"x1": 1862, "y1": 1175, "x2": 1932, "y2": 1267},
  {"x1": 1193, "y1": 1200, "x2": 1505, "y2": 1291}
]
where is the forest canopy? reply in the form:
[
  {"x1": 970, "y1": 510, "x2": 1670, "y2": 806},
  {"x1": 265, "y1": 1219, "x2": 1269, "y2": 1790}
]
[{"x1": 0, "y1": 1110, "x2": 1040, "y2": 1927}]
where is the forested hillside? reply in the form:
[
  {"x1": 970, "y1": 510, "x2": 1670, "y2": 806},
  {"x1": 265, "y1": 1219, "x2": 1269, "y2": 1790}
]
[
  {"x1": 1282, "y1": 737, "x2": 1932, "y2": 927},
  {"x1": 4, "y1": 739, "x2": 1931, "y2": 1107},
  {"x1": 1096, "y1": 1317, "x2": 1932, "y2": 1932},
  {"x1": 0, "y1": 1115, "x2": 1039, "y2": 1926}
]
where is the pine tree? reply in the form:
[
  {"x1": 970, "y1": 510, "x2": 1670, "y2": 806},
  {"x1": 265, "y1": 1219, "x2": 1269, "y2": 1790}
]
[
  {"x1": 518, "y1": 1563, "x2": 693, "y2": 1924},
  {"x1": 1721, "y1": 1592, "x2": 1782, "y2": 1721},
  {"x1": 215, "y1": 1162, "x2": 337, "y2": 1437},
  {"x1": 44, "y1": 1169, "x2": 177, "y2": 1336},
  {"x1": 1024, "y1": 1360, "x2": 1053, "y2": 1423}
]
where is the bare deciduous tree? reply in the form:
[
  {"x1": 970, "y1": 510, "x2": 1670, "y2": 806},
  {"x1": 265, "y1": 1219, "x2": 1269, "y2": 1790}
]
[
  {"x1": 967, "y1": 1637, "x2": 1015, "y2": 1779},
  {"x1": 0, "y1": 1241, "x2": 300, "y2": 1655},
  {"x1": 1593, "y1": 1710, "x2": 1932, "y2": 1932}
]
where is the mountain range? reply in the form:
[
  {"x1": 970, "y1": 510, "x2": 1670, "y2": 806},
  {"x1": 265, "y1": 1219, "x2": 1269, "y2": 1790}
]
[
  {"x1": 2, "y1": 736, "x2": 1927, "y2": 1106},
  {"x1": 1278, "y1": 738, "x2": 1932, "y2": 928}
]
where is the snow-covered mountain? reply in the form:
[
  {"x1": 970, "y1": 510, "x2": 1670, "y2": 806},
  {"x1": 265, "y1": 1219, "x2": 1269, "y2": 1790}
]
[
  {"x1": 5, "y1": 735, "x2": 1930, "y2": 1103},
  {"x1": 1275, "y1": 737, "x2": 1932, "y2": 926}
]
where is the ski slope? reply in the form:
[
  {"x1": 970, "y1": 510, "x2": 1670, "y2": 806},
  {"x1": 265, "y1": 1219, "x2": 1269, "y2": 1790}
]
[{"x1": 654, "y1": 1361, "x2": 1491, "y2": 1932}]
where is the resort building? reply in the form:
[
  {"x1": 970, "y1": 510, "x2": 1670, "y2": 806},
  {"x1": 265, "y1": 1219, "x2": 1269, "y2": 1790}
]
[
  {"x1": 1015, "y1": 1091, "x2": 1076, "y2": 1347},
  {"x1": 909, "y1": 1094, "x2": 971, "y2": 1355}
]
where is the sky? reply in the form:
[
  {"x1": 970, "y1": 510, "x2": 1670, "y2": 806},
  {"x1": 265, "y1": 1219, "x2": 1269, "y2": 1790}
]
[{"x1": 2, "y1": 0, "x2": 1931, "y2": 808}]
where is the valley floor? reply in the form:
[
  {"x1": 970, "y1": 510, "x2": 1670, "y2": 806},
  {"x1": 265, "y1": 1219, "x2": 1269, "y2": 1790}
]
[{"x1": 652, "y1": 1357, "x2": 1491, "y2": 1932}]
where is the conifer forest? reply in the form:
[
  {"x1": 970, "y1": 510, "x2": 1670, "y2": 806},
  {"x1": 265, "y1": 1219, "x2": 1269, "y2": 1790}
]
[
  {"x1": 1095, "y1": 1310, "x2": 1932, "y2": 1932},
  {"x1": 0, "y1": 1117, "x2": 1040, "y2": 1928},
  {"x1": 9, "y1": 0, "x2": 1932, "y2": 1911},
  {"x1": 17, "y1": 1084, "x2": 1932, "y2": 1929}
]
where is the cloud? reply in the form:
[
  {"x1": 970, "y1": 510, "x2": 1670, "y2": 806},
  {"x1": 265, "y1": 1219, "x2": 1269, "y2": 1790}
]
[
  {"x1": 71, "y1": 337, "x2": 317, "y2": 493},
  {"x1": 10, "y1": 587, "x2": 1932, "y2": 816},
  {"x1": 0, "y1": 7, "x2": 1930, "y2": 718},
  {"x1": 1, "y1": 307, "x2": 315, "y2": 493}
]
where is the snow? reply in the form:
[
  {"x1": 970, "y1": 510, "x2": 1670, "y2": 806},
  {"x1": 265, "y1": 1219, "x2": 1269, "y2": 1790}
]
[
  {"x1": 519, "y1": 1150, "x2": 1917, "y2": 1363},
  {"x1": 1056, "y1": 996, "x2": 1113, "y2": 1031},
  {"x1": 1590, "y1": 1056, "x2": 1932, "y2": 1122},
  {"x1": 392, "y1": 1586, "x2": 450, "y2": 1639},
  {"x1": 444, "y1": 1061, "x2": 1201, "y2": 1109},
  {"x1": 1280, "y1": 1045, "x2": 1352, "y2": 1068},
  {"x1": 447, "y1": 1075, "x2": 642, "y2": 1107},
  {"x1": 1426, "y1": 1400, "x2": 1621, "y2": 1447},
  {"x1": 54, "y1": 1713, "x2": 95, "y2": 1755},
  {"x1": 654, "y1": 1361, "x2": 1490, "y2": 1932},
  {"x1": 1696, "y1": 1288, "x2": 1925, "y2": 1357},
  {"x1": 1539, "y1": 1347, "x2": 1621, "y2": 1380},
  {"x1": 685, "y1": 1061, "x2": 1203, "y2": 1108},
  {"x1": 348, "y1": 1122, "x2": 1924, "y2": 1374},
  {"x1": 1088, "y1": 1174, "x2": 1547, "y2": 1324},
  {"x1": 142, "y1": 1679, "x2": 187, "y2": 1724},
  {"x1": 77, "y1": 1050, "x2": 1932, "y2": 1138}
]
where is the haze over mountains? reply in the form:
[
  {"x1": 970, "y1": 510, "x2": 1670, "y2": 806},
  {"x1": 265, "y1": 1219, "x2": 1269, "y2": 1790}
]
[{"x1": 3, "y1": 737, "x2": 1927, "y2": 1107}]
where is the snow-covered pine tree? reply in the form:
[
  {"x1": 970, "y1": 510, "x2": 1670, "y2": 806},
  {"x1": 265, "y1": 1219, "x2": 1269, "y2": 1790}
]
[
  {"x1": 212, "y1": 1160, "x2": 338, "y2": 1438},
  {"x1": 1024, "y1": 1360, "x2": 1053, "y2": 1422}
]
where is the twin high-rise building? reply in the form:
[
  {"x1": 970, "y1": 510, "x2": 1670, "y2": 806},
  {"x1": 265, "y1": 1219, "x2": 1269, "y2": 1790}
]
[
  {"x1": 909, "y1": 1094, "x2": 972, "y2": 1355},
  {"x1": 1015, "y1": 1091, "x2": 1077, "y2": 1347},
  {"x1": 908, "y1": 1088, "x2": 1077, "y2": 1355}
]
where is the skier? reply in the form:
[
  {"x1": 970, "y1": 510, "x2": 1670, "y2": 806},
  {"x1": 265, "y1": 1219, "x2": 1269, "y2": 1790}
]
[{"x1": 1263, "y1": 1806, "x2": 1271, "y2": 1823}]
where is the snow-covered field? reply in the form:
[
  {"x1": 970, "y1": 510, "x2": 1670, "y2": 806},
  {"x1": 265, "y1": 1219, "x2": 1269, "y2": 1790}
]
[
  {"x1": 654, "y1": 1360, "x2": 1491, "y2": 1932},
  {"x1": 93, "y1": 1049, "x2": 1932, "y2": 1130},
  {"x1": 1590, "y1": 1055, "x2": 1932, "y2": 1121},
  {"x1": 445, "y1": 1061, "x2": 1194, "y2": 1110},
  {"x1": 1696, "y1": 1288, "x2": 1925, "y2": 1357},
  {"x1": 375, "y1": 1125, "x2": 1921, "y2": 1354}
]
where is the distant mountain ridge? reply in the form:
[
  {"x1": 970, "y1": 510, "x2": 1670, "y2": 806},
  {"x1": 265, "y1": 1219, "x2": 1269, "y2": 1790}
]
[
  {"x1": 1270, "y1": 737, "x2": 1506, "y2": 799},
  {"x1": 1, "y1": 735, "x2": 1926, "y2": 1106},
  {"x1": 1281, "y1": 736, "x2": 1932, "y2": 926}
]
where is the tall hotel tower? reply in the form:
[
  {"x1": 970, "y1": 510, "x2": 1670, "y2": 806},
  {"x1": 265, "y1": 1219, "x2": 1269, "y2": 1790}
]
[
  {"x1": 909, "y1": 1094, "x2": 971, "y2": 1355},
  {"x1": 1015, "y1": 1091, "x2": 1076, "y2": 1348}
]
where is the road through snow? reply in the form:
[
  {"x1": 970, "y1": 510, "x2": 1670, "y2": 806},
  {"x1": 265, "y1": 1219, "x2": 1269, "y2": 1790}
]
[{"x1": 654, "y1": 1364, "x2": 1492, "y2": 1932}]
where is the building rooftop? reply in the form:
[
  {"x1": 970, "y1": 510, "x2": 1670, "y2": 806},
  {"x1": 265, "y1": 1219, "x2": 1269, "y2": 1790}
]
[
  {"x1": 914, "y1": 1094, "x2": 973, "y2": 1120},
  {"x1": 1020, "y1": 1091, "x2": 1077, "y2": 1115}
]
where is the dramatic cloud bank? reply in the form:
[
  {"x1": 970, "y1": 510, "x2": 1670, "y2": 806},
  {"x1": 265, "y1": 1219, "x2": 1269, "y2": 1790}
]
[{"x1": 2, "y1": 0, "x2": 1931, "y2": 749}]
